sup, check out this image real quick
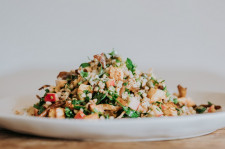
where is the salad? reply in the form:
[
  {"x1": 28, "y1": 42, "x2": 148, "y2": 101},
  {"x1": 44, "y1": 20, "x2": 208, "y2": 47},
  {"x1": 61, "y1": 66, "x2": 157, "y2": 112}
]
[{"x1": 29, "y1": 51, "x2": 221, "y2": 119}]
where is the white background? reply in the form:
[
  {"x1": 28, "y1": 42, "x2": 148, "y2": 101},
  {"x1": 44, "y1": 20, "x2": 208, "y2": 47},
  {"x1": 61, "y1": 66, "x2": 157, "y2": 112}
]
[{"x1": 0, "y1": 0, "x2": 225, "y2": 97}]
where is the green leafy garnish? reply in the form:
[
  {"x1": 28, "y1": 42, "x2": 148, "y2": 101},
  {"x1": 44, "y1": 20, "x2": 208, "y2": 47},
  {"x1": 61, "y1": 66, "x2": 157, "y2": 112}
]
[
  {"x1": 78, "y1": 81, "x2": 83, "y2": 86},
  {"x1": 122, "y1": 107, "x2": 140, "y2": 118},
  {"x1": 33, "y1": 96, "x2": 46, "y2": 115},
  {"x1": 73, "y1": 105, "x2": 84, "y2": 110},
  {"x1": 65, "y1": 107, "x2": 74, "y2": 118},
  {"x1": 125, "y1": 88, "x2": 131, "y2": 95},
  {"x1": 94, "y1": 92, "x2": 107, "y2": 104},
  {"x1": 196, "y1": 106, "x2": 207, "y2": 114},
  {"x1": 208, "y1": 101, "x2": 213, "y2": 106},
  {"x1": 123, "y1": 82, "x2": 128, "y2": 86},
  {"x1": 166, "y1": 91, "x2": 171, "y2": 97},
  {"x1": 85, "y1": 96, "x2": 90, "y2": 102},
  {"x1": 176, "y1": 108, "x2": 181, "y2": 115},
  {"x1": 126, "y1": 58, "x2": 135, "y2": 75},
  {"x1": 83, "y1": 90, "x2": 90, "y2": 94},
  {"x1": 98, "y1": 63, "x2": 104, "y2": 77},
  {"x1": 37, "y1": 106, "x2": 45, "y2": 115},
  {"x1": 161, "y1": 80, "x2": 165, "y2": 83},
  {"x1": 72, "y1": 99, "x2": 83, "y2": 106},
  {"x1": 109, "y1": 50, "x2": 116, "y2": 57},
  {"x1": 105, "y1": 114, "x2": 109, "y2": 119},
  {"x1": 163, "y1": 86, "x2": 167, "y2": 91},
  {"x1": 33, "y1": 103, "x2": 46, "y2": 115},
  {"x1": 80, "y1": 63, "x2": 90, "y2": 68},
  {"x1": 80, "y1": 71, "x2": 88, "y2": 78},
  {"x1": 43, "y1": 89, "x2": 50, "y2": 97},
  {"x1": 151, "y1": 77, "x2": 159, "y2": 86},
  {"x1": 115, "y1": 98, "x2": 140, "y2": 118},
  {"x1": 116, "y1": 59, "x2": 121, "y2": 63},
  {"x1": 173, "y1": 98, "x2": 178, "y2": 104}
]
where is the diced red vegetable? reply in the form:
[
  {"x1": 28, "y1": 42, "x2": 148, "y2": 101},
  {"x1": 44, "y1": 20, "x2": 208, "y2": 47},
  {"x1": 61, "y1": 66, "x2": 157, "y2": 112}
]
[
  {"x1": 44, "y1": 93, "x2": 58, "y2": 102},
  {"x1": 161, "y1": 105, "x2": 166, "y2": 110},
  {"x1": 208, "y1": 105, "x2": 216, "y2": 113},
  {"x1": 74, "y1": 110, "x2": 86, "y2": 119}
]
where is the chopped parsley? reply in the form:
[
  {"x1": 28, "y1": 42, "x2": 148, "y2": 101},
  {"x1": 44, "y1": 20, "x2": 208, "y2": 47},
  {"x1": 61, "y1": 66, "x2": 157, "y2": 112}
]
[
  {"x1": 176, "y1": 108, "x2": 182, "y2": 115},
  {"x1": 116, "y1": 59, "x2": 121, "y2": 63},
  {"x1": 33, "y1": 96, "x2": 46, "y2": 115},
  {"x1": 80, "y1": 71, "x2": 88, "y2": 78},
  {"x1": 173, "y1": 98, "x2": 178, "y2": 104},
  {"x1": 126, "y1": 58, "x2": 135, "y2": 75},
  {"x1": 94, "y1": 92, "x2": 107, "y2": 104},
  {"x1": 166, "y1": 91, "x2": 171, "y2": 97},
  {"x1": 80, "y1": 63, "x2": 90, "y2": 68},
  {"x1": 151, "y1": 77, "x2": 159, "y2": 86},
  {"x1": 98, "y1": 63, "x2": 104, "y2": 77},
  {"x1": 72, "y1": 99, "x2": 84, "y2": 106},
  {"x1": 122, "y1": 106, "x2": 140, "y2": 118},
  {"x1": 109, "y1": 50, "x2": 116, "y2": 58},
  {"x1": 208, "y1": 101, "x2": 213, "y2": 106},
  {"x1": 125, "y1": 88, "x2": 131, "y2": 95},
  {"x1": 33, "y1": 104, "x2": 45, "y2": 115},
  {"x1": 123, "y1": 82, "x2": 128, "y2": 86},
  {"x1": 65, "y1": 107, "x2": 74, "y2": 118},
  {"x1": 83, "y1": 90, "x2": 90, "y2": 94},
  {"x1": 163, "y1": 86, "x2": 167, "y2": 91},
  {"x1": 161, "y1": 80, "x2": 165, "y2": 83},
  {"x1": 43, "y1": 89, "x2": 49, "y2": 97},
  {"x1": 105, "y1": 114, "x2": 109, "y2": 119},
  {"x1": 115, "y1": 98, "x2": 140, "y2": 118},
  {"x1": 155, "y1": 101, "x2": 162, "y2": 109},
  {"x1": 78, "y1": 81, "x2": 83, "y2": 86},
  {"x1": 196, "y1": 106, "x2": 207, "y2": 114}
]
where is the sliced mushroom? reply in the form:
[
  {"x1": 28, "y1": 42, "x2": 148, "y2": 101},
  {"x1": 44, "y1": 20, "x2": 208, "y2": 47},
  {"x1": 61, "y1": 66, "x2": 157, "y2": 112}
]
[
  {"x1": 38, "y1": 85, "x2": 50, "y2": 90},
  {"x1": 177, "y1": 85, "x2": 187, "y2": 98},
  {"x1": 93, "y1": 53, "x2": 106, "y2": 68},
  {"x1": 36, "y1": 95, "x2": 41, "y2": 100},
  {"x1": 57, "y1": 71, "x2": 70, "y2": 80}
]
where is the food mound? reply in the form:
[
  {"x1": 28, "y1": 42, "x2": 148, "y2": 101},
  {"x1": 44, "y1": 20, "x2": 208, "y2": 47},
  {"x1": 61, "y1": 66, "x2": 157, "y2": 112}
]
[{"x1": 30, "y1": 51, "x2": 221, "y2": 119}]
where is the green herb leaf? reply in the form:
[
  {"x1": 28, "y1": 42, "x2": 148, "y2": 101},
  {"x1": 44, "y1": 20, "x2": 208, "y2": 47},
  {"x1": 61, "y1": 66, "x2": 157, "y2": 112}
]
[
  {"x1": 126, "y1": 58, "x2": 135, "y2": 75},
  {"x1": 65, "y1": 107, "x2": 74, "y2": 118},
  {"x1": 74, "y1": 105, "x2": 84, "y2": 110},
  {"x1": 78, "y1": 81, "x2": 82, "y2": 86},
  {"x1": 80, "y1": 71, "x2": 88, "y2": 78},
  {"x1": 72, "y1": 99, "x2": 83, "y2": 106},
  {"x1": 94, "y1": 92, "x2": 107, "y2": 104},
  {"x1": 173, "y1": 98, "x2": 178, "y2": 104},
  {"x1": 115, "y1": 98, "x2": 140, "y2": 118},
  {"x1": 176, "y1": 108, "x2": 181, "y2": 115},
  {"x1": 166, "y1": 91, "x2": 171, "y2": 97},
  {"x1": 122, "y1": 106, "x2": 140, "y2": 118},
  {"x1": 163, "y1": 86, "x2": 167, "y2": 91},
  {"x1": 80, "y1": 63, "x2": 90, "y2": 68},
  {"x1": 105, "y1": 114, "x2": 109, "y2": 119},
  {"x1": 98, "y1": 63, "x2": 104, "y2": 77},
  {"x1": 37, "y1": 106, "x2": 45, "y2": 115},
  {"x1": 151, "y1": 77, "x2": 159, "y2": 86},
  {"x1": 83, "y1": 90, "x2": 90, "y2": 94},
  {"x1": 196, "y1": 106, "x2": 207, "y2": 114},
  {"x1": 116, "y1": 59, "x2": 121, "y2": 63},
  {"x1": 123, "y1": 82, "x2": 128, "y2": 86},
  {"x1": 109, "y1": 50, "x2": 116, "y2": 57},
  {"x1": 208, "y1": 101, "x2": 213, "y2": 106}
]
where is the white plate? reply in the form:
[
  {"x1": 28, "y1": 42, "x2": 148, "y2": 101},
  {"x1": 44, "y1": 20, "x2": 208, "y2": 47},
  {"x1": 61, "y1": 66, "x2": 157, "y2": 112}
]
[{"x1": 0, "y1": 91, "x2": 224, "y2": 141}]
